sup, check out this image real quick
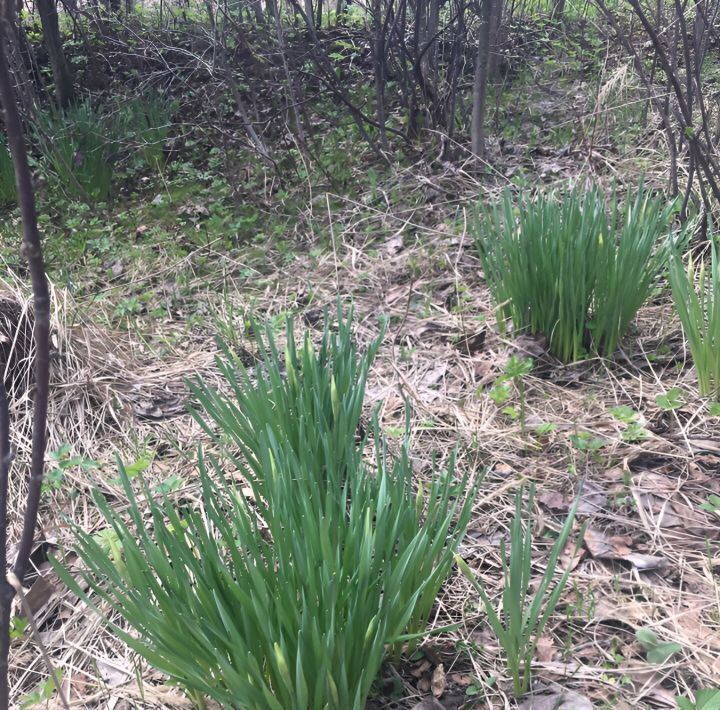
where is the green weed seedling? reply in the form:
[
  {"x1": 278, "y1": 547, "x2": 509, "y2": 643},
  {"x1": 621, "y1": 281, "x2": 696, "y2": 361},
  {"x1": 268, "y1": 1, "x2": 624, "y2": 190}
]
[
  {"x1": 209, "y1": 291, "x2": 249, "y2": 353},
  {"x1": 569, "y1": 431, "x2": 606, "y2": 465},
  {"x1": 489, "y1": 380, "x2": 512, "y2": 407},
  {"x1": 621, "y1": 422, "x2": 651, "y2": 443},
  {"x1": 609, "y1": 405, "x2": 650, "y2": 442},
  {"x1": 42, "y1": 443, "x2": 98, "y2": 496},
  {"x1": 456, "y1": 484, "x2": 585, "y2": 696},
  {"x1": 700, "y1": 495, "x2": 720, "y2": 518},
  {"x1": 9, "y1": 616, "x2": 28, "y2": 642},
  {"x1": 19, "y1": 672, "x2": 63, "y2": 709},
  {"x1": 609, "y1": 405, "x2": 637, "y2": 424},
  {"x1": 153, "y1": 475, "x2": 186, "y2": 495},
  {"x1": 655, "y1": 387, "x2": 684, "y2": 411},
  {"x1": 535, "y1": 422, "x2": 557, "y2": 437},
  {"x1": 109, "y1": 452, "x2": 152, "y2": 487},
  {"x1": 676, "y1": 688, "x2": 720, "y2": 710},
  {"x1": 489, "y1": 356, "x2": 534, "y2": 440},
  {"x1": 635, "y1": 628, "x2": 682, "y2": 664}
]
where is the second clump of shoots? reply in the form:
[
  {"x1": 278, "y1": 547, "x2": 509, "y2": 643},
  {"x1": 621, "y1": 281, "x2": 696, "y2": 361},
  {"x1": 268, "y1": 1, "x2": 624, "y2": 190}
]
[{"x1": 456, "y1": 484, "x2": 586, "y2": 697}]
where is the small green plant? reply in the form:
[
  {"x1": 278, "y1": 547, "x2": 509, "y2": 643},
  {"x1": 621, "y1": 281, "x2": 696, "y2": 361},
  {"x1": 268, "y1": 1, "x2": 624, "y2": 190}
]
[
  {"x1": 117, "y1": 91, "x2": 176, "y2": 168},
  {"x1": 656, "y1": 387, "x2": 684, "y2": 411},
  {"x1": 92, "y1": 528, "x2": 125, "y2": 576},
  {"x1": 9, "y1": 616, "x2": 28, "y2": 641},
  {"x1": 569, "y1": 431, "x2": 606, "y2": 453},
  {"x1": 113, "y1": 296, "x2": 143, "y2": 321},
  {"x1": 0, "y1": 135, "x2": 16, "y2": 208},
  {"x1": 700, "y1": 494, "x2": 720, "y2": 518},
  {"x1": 635, "y1": 628, "x2": 682, "y2": 664},
  {"x1": 535, "y1": 422, "x2": 557, "y2": 436},
  {"x1": 56, "y1": 308, "x2": 477, "y2": 708},
  {"x1": 474, "y1": 183, "x2": 680, "y2": 362},
  {"x1": 504, "y1": 356, "x2": 533, "y2": 401},
  {"x1": 608, "y1": 406, "x2": 650, "y2": 442},
  {"x1": 36, "y1": 96, "x2": 174, "y2": 203},
  {"x1": 609, "y1": 405, "x2": 637, "y2": 423},
  {"x1": 488, "y1": 380, "x2": 512, "y2": 406},
  {"x1": 456, "y1": 484, "x2": 585, "y2": 696},
  {"x1": 210, "y1": 290, "x2": 248, "y2": 352},
  {"x1": 42, "y1": 443, "x2": 98, "y2": 495},
  {"x1": 565, "y1": 580, "x2": 597, "y2": 620},
  {"x1": 194, "y1": 306, "x2": 382, "y2": 496},
  {"x1": 153, "y1": 474, "x2": 185, "y2": 494},
  {"x1": 36, "y1": 101, "x2": 114, "y2": 202},
  {"x1": 676, "y1": 688, "x2": 720, "y2": 710},
  {"x1": 489, "y1": 356, "x2": 533, "y2": 437},
  {"x1": 19, "y1": 672, "x2": 63, "y2": 709},
  {"x1": 669, "y1": 239, "x2": 720, "y2": 398},
  {"x1": 109, "y1": 453, "x2": 152, "y2": 484},
  {"x1": 622, "y1": 421, "x2": 650, "y2": 442}
]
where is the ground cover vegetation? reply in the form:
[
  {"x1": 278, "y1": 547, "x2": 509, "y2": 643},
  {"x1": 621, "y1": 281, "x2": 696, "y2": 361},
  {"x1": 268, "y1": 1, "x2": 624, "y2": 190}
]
[{"x1": 1, "y1": 0, "x2": 720, "y2": 707}]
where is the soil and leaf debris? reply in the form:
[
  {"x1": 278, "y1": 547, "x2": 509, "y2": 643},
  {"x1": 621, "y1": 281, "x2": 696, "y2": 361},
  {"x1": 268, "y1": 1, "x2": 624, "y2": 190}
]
[{"x1": 1, "y1": 4, "x2": 719, "y2": 709}]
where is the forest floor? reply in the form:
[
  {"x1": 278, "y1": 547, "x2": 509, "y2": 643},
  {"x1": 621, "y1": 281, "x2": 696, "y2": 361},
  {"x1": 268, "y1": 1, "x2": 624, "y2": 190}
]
[{"x1": 2, "y1": 18, "x2": 720, "y2": 710}]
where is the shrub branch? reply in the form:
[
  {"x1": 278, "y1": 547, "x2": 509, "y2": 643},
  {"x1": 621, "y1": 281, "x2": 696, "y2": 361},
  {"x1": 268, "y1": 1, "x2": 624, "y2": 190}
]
[{"x1": 0, "y1": 13, "x2": 52, "y2": 710}]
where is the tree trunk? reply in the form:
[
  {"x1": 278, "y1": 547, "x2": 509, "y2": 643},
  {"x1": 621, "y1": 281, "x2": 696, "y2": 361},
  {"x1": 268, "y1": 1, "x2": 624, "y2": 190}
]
[
  {"x1": 36, "y1": 0, "x2": 75, "y2": 108},
  {"x1": 271, "y1": 0, "x2": 306, "y2": 145},
  {"x1": 372, "y1": 0, "x2": 388, "y2": 150},
  {"x1": 0, "y1": 22, "x2": 37, "y2": 120},
  {"x1": 304, "y1": 0, "x2": 315, "y2": 31},
  {"x1": 422, "y1": 0, "x2": 439, "y2": 83},
  {"x1": 487, "y1": 0, "x2": 502, "y2": 79},
  {"x1": 408, "y1": 0, "x2": 422, "y2": 136},
  {"x1": 250, "y1": 0, "x2": 264, "y2": 25},
  {"x1": 266, "y1": 0, "x2": 277, "y2": 22},
  {"x1": 445, "y1": 0, "x2": 466, "y2": 139},
  {"x1": 471, "y1": 0, "x2": 492, "y2": 158}
]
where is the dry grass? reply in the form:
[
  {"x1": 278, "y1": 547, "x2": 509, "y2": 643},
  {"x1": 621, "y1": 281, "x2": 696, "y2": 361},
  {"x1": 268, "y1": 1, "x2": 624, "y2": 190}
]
[
  {"x1": 3, "y1": 74, "x2": 719, "y2": 709},
  {"x1": 1, "y1": 262, "x2": 220, "y2": 707},
  {"x1": 4, "y1": 175, "x2": 720, "y2": 708}
]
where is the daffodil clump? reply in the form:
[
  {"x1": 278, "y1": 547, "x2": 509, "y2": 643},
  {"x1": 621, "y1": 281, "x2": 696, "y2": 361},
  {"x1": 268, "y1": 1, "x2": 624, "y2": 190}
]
[
  {"x1": 473, "y1": 183, "x2": 683, "y2": 362},
  {"x1": 56, "y1": 307, "x2": 476, "y2": 709},
  {"x1": 670, "y1": 238, "x2": 720, "y2": 397}
]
